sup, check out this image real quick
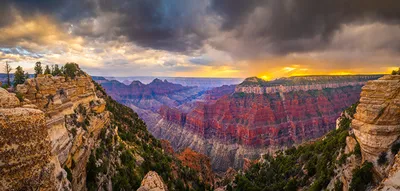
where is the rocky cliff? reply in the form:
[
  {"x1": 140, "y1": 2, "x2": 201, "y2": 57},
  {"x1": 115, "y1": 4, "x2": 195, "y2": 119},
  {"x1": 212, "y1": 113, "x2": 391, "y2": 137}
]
[
  {"x1": 1, "y1": 66, "x2": 214, "y2": 191},
  {"x1": 13, "y1": 71, "x2": 110, "y2": 191},
  {"x1": 153, "y1": 83, "x2": 367, "y2": 171},
  {"x1": 0, "y1": 88, "x2": 70, "y2": 191},
  {"x1": 236, "y1": 75, "x2": 381, "y2": 94},
  {"x1": 352, "y1": 75, "x2": 400, "y2": 179}
]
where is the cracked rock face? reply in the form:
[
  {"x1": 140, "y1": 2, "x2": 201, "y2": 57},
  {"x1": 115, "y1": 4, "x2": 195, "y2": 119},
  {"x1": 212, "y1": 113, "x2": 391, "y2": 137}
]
[
  {"x1": 353, "y1": 75, "x2": 400, "y2": 172},
  {"x1": 0, "y1": 107, "x2": 56, "y2": 190},
  {"x1": 0, "y1": 88, "x2": 20, "y2": 108},
  {"x1": 137, "y1": 171, "x2": 167, "y2": 191}
]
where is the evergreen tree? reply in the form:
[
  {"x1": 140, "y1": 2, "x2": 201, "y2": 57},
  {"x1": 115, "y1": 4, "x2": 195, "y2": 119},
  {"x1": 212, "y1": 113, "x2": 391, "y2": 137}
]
[
  {"x1": 44, "y1": 65, "x2": 51, "y2": 75},
  {"x1": 64, "y1": 63, "x2": 78, "y2": 79},
  {"x1": 3, "y1": 61, "x2": 12, "y2": 87},
  {"x1": 34, "y1": 62, "x2": 43, "y2": 77},
  {"x1": 52, "y1": 64, "x2": 62, "y2": 76},
  {"x1": 13, "y1": 66, "x2": 26, "y2": 87}
]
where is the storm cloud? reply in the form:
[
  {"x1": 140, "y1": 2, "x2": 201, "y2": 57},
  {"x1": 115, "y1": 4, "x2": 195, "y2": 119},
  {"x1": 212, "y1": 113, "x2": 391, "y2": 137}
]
[{"x1": 0, "y1": 0, "x2": 399, "y2": 77}]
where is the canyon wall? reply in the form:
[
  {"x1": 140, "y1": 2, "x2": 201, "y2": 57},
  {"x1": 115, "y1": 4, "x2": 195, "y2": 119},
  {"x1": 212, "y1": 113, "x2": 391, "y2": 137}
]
[
  {"x1": 149, "y1": 75, "x2": 382, "y2": 171},
  {"x1": 235, "y1": 75, "x2": 381, "y2": 94},
  {"x1": 0, "y1": 88, "x2": 70, "y2": 191},
  {"x1": 1, "y1": 71, "x2": 109, "y2": 191},
  {"x1": 352, "y1": 75, "x2": 400, "y2": 179}
]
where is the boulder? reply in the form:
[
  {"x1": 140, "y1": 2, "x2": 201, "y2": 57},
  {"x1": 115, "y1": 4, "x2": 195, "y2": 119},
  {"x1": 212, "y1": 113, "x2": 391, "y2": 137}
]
[
  {"x1": 137, "y1": 171, "x2": 167, "y2": 191},
  {"x1": 0, "y1": 87, "x2": 20, "y2": 108}
]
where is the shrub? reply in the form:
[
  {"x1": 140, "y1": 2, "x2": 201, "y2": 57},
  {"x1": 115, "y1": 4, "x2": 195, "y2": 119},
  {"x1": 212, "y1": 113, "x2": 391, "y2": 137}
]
[
  {"x1": 378, "y1": 152, "x2": 387, "y2": 166},
  {"x1": 15, "y1": 92, "x2": 24, "y2": 102},
  {"x1": 391, "y1": 142, "x2": 400, "y2": 155},
  {"x1": 350, "y1": 162, "x2": 373, "y2": 191},
  {"x1": 354, "y1": 142, "x2": 361, "y2": 158},
  {"x1": 71, "y1": 128, "x2": 77, "y2": 137},
  {"x1": 64, "y1": 166, "x2": 73, "y2": 182}
]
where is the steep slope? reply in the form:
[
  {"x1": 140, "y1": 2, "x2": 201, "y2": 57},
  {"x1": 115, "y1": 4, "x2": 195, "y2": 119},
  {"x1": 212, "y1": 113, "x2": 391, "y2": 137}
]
[
  {"x1": 0, "y1": 64, "x2": 214, "y2": 191},
  {"x1": 0, "y1": 89, "x2": 69, "y2": 191},
  {"x1": 228, "y1": 74, "x2": 400, "y2": 191},
  {"x1": 150, "y1": 75, "x2": 381, "y2": 171}
]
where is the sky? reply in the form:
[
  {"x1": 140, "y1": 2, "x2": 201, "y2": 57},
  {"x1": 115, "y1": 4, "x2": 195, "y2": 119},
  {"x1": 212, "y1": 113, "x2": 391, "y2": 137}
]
[{"x1": 0, "y1": 0, "x2": 399, "y2": 79}]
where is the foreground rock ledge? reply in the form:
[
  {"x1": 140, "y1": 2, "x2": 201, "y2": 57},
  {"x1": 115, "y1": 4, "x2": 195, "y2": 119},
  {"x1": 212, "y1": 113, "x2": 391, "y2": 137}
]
[{"x1": 137, "y1": 171, "x2": 168, "y2": 191}]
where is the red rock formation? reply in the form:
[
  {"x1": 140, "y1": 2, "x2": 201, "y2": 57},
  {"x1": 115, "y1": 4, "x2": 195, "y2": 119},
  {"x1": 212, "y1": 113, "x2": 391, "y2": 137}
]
[
  {"x1": 204, "y1": 85, "x2": 236, "y2": 101},
  {"x1": 167, "y1": 85, "x2": 364, "y2": 147},
  {"x1": 159, "y1": 105, "x2": 186, "y2": 126},
  {"x1": 177, "y1": 148, "x2": 215, "y2": 186}
]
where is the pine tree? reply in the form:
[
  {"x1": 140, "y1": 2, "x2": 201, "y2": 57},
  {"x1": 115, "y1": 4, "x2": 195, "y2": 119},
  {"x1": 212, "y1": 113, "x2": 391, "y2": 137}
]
[
  {"x1": 44, "y1": 65, "x2": 51, "y2": 75},
  {"x1": 3, "y1": 61, "x2": 12, "y2": 87},
  {"x1": 34, "y1": 62, "x2": 43, "y2": 77},
  {"x1": 52, "y1": 64, "x2": 62, "y2": 76},
  {"x1": 13, "y1": 66, "x2": 26, "y2": 87}
]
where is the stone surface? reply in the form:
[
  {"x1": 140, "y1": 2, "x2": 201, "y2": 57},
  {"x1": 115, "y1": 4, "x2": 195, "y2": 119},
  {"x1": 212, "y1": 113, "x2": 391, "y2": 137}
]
[
  {"x1": 177, "y1": 148, "x2": 215, "y2": 185},
  {"x1": 0, "y1": 88, "x2": 20, "y2": 108},
  {"x1": 1, "y1": 72, "x2": 110, "y2": 191},
  {"x1": 0, "y1": 107, "x2": 57, "y2": 191},
  {"x1": 352, "y1": 75, "x2": 400, "y2": 175},
  {"x1": 137, "y1": 171, "x2": 168, "y2": 191},
  {"x1": 345, "y1": 136, "x2": 357, "y2": 154}
]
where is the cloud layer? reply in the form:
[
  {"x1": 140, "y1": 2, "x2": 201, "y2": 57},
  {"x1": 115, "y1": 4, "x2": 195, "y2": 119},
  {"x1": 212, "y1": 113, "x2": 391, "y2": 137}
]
[{"x1": 0, "y1": 0, "x2": 399, "y2": 77}]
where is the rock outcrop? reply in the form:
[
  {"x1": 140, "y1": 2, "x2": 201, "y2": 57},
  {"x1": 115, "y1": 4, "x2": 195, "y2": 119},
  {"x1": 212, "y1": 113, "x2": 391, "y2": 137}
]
[
  {"x1": 153, "y1": 84, "x2": 365, "y2": 171},
  {"x1": 236, "y1": 75, "x2": 382, "y2": 94},
  {"x1": 177, "y1": 148, "x2": 215, "y2": 186},
  {"x1": 352, "y1": 75, "x2": 400, "y2": 177},
  {"x1": 0, "y1": 89, "x2": 70, "y2": 191},
  {"x1": 1, "y1": 67, "x2": 110, "y2": 191},
  {"x1": 137, "y1": 171, "x2": 168, "y2": 191}
]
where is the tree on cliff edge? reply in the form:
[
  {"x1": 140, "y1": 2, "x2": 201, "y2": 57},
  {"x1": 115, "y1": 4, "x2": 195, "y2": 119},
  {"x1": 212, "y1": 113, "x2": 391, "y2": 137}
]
[
  {"x1": 3, "y1": 61, "x2": 12, "y2": 87},
  {"x1": 14, "y1": 66, "x2": 26, "y2": 87},
  {"x1": 44, "y1": 65, "x2": 51, "y2": 75},
  {"x1": 34, "y1": 62, "x2": 43, "y2": 77}
]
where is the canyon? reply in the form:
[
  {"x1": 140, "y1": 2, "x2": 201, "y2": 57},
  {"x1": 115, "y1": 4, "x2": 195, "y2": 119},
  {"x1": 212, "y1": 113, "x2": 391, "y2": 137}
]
[
  {"x1": 229, "y1": 74, "x2": 400, "y2": 191},
  {"x1": 96, "y1": 75, "x2": 382, "y2": 172},
  {"x1": 0, "y1": 65, "x2": 214, "y2": 191}
]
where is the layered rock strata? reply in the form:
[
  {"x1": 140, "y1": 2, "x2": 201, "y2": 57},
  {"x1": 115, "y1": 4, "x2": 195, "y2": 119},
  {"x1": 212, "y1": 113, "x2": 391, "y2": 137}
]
[
  {"x1": 236, "y1": 75, "x2": 381, "y2": 94},
  {"x1": 352, "y1": 75, "x2": 400, "y2": 177},
  {"x1": 0, "y1": 89, "x2": 70, "y2": 191},
  {"x1": 1, "y1": 72, "x2": 109, "y2": 191},
  {"x1": 149, "y1": 76, "x2": 381, "y2": 171}
]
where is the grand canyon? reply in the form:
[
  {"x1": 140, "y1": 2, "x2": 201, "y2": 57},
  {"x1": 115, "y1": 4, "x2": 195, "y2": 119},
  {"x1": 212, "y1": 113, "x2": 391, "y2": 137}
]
[
  {"x1": 95, "y1": 75, "x2": 382, "y2": 171},
  {"x1": 1, "y1": 1, "x2": 400, "y2": 191}
]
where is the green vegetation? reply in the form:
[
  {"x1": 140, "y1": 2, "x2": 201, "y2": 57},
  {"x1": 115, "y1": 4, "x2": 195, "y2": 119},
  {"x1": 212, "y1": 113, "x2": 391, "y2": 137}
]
[
  {"x1": 86, "y1": 81, "x2": 211, "y2": 191},
  {"x1": 392, "y1": 68, "x2": 400, "y2": 75},
  {"x1": 15, "y1": 92, "x2": 24, "y2": 102},
  {"x1": 64, "y1": 63, "x2": 80, "y2": 79},
  {"x1": 34, "y1": 62, "x2": 43, "y2": 77},
  {"x1": 44, "y1": 65, "x2": 51, "y2": 75},
  {"x1": 378, "y1": 152, "x2": 387, "y2": 166},
  {"x1": 64, "y1": 166, "x2": 73, "y2": 182},
  {"x1": 232, "y1": 112, "x2": 352, "y2": 191},
  {"x1": 391, "y1": 142, "x2": 400, "y2": 155},
  {"x1": 13, "y1": 66, "x2": 26, "y2": 87},
  {"x1": 349, "y1": 162, "x2": 373, "y2": 191},
  {"x1": 52, "y1": 64, "x2": 62, "y2": 76}
]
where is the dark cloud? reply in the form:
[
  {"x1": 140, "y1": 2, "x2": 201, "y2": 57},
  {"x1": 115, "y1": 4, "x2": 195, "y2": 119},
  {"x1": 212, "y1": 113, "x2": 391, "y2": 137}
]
[
  {"x1": 210, "y1": 0, "x2": 400, "y2": 55},
  {"x1": 1, "y1": 0, "x2": 400, "y2": 58},
  {"x1": 91, "y1": 0, "x2": 211, "y2": 52}
]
